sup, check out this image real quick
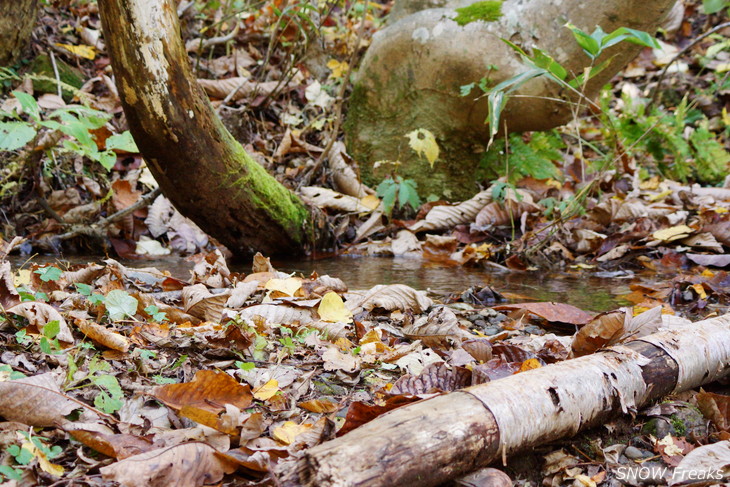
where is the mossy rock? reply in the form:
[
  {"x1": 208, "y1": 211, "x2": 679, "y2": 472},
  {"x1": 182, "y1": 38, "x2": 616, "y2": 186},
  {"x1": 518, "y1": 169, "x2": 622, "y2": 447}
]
[{"x1": 29, "y1": 54, "x2": 83, "y2": 101}]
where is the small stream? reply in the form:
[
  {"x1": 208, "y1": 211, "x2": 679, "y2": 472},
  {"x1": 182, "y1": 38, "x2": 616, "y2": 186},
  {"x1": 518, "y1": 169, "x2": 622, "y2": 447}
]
[{"x1": 8, "y1": 254, "x2": 637, "y2": 312}]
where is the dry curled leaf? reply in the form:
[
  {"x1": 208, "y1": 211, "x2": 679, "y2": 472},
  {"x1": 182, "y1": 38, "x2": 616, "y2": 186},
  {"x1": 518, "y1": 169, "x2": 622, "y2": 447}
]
[
  {"x1": 0, "y1": 373, "x2": 84, "y2": 426},
  {"x1": 100, "y1": 442, "x2": 237, "y2": 487},
  {"x1": 346, "y1": 284, "x2": 433, "y2": 314},
  {"x1": 408, "y1": 190, "x2": 492, "y2": 232},
  {"x1": 75, "y1": 319, "x2": 130, "y2": 352},
  {"x1": 493, "y1": 302, "x2": 594, "y2": 326},
  {"x1": 6, "y1": 301, "x2": 74, "y2": 342},
  {"x1": 153, "y1": 370, "x2": 252, "y2": 414},
  {"x1": 402, "y1": 306, "x2": 473, "y2": 346}
]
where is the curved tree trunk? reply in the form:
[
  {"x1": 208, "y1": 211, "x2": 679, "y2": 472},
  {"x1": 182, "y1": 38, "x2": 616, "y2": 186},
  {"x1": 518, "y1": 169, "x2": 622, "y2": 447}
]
[
  {"x1": 0, "y1": 0, "x2": 39, "y2": 66},
  {"x1": 346, "y1": 0, "x2": 676, "y2": 199},
  {"x1": 97, "y1": 0, "x2": 331, "y2": 257}
]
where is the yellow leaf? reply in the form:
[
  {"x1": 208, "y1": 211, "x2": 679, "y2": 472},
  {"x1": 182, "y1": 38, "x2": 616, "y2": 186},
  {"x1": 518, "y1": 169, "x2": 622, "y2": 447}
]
[
  {"x1": 264, "y1": 277, "x2": 301, "y2": 297},
  {"x1": 253, "y1": 378, "x2": 279, "y2": 401},
  {"x1": 518, "y1": 358, "x2": 541, "y2": 372},
  {"x1": 639, "y1": 176, "x2": 660, "y2": 190},
  {"x1": 405, "y1": 129, "x2": 439, "y2": 167},
  {"x1": 648, "y1": 189, "x2": 672, "y2": 202},
  {"x1": 317, "y1": 292, "x2": 353, "y2": 323},
  {"x1": 55, "y1": 43, "x2": 96, "y2": 59},
  {"x1": 723, "y1": 107, "x2": 730, "y2": 127},
  {"x1": 714, "y1": 207, "x2": 728, "y2": 214},
  {"x1": 701, "y1": 269, "x2": 715, "y2": 278},
  {"x1": 360, "y1": 194, "x2": 380, "y2": 210},
  {"x1": 272, "y1": 421, "x2": 313, "y2": 445},
  {"x1": 327, "y1": 59, "x2": 349, "y2": 80},
  {"x1": 692, "y1": 283, "x2": 707, "y2": 300},
  {"x1": 22, "y1": 441, "x2": 64, "y2": 477},
  {"x1": 13, "y1": 269, "x2": 31, "y2": 287},
  {"x1": 652, "y1": 225, "x2": 693, "y2": 242}
]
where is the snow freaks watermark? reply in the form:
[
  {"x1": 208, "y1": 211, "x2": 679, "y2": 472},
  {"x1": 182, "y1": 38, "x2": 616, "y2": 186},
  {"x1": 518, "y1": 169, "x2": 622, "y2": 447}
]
[{"x1": 614, "y1": 465, "x2": 723, "y2": 483}]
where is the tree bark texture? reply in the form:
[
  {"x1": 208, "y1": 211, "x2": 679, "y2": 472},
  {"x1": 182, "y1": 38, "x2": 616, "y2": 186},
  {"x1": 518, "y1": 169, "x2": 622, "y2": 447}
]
[
  {"x1": 97, "y1": 0, "x2": 331, "y2": 257},
  {"x1": 346, "y1": 0, "x2": 677, "y2": 199},
  {"x1": 276, "y1": 313, "x2": 730, "y2": 487},
  {"x1": 0, "y1": 0, "x2": 38, "y2": 66}
]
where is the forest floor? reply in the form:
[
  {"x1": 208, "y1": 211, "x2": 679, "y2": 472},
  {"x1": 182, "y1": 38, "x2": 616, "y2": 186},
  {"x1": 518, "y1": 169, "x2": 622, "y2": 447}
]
[{"x1": 0, "y1": 0, "x2": 730, "y2": 486}]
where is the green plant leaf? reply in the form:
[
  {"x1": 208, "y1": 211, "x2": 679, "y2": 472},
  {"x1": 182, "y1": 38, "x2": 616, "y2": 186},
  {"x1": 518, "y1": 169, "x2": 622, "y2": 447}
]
[
  {"x1": 0, "y1": 121, "x2": 36, "y2": 151},
  {"x1": 702, "y1": 0, "x2": 728, "y2": 14},
  {"x1": 35, "y1": 266, "x2": 62, "y2": 282},
  {"x1": 12, "y1": 91, "x2": 40, "y2": 121},
  {"x1": 565, "y1": 23, "x2": 601, "y2": 59},
  {"x1": 453, "y1": 0, "x2": 502, "y2": 26},
  {"x1": 106, "y1": 131, "x2": 138, "y2": 153},
  {"x1": 43, "y1": 320, "x2": 61, "y2": 340},
  {"x1": 105, "y1": 290, "x2": 138, "y2": 321},
  {"x1": 398, "y1": 179, "x2": 421, "y2": 210},
  {"x1": 376, "y1": 178, "x2": 398, "y2": 214}
]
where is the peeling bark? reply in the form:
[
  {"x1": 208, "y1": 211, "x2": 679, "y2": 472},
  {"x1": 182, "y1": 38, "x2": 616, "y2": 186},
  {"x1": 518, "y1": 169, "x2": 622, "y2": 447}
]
[
  {"x1": 276, "y1": 313, "x2": 730, "y2": 487},
  {"x1": 0, "y1": 0, "x2": 39, "y2": 66},
  {"x1": 346, "y1": 0, "x2": 676, "y2": 199},
  {"x1": 97, "y1": 0, "x2": 332, "y2": 257}
]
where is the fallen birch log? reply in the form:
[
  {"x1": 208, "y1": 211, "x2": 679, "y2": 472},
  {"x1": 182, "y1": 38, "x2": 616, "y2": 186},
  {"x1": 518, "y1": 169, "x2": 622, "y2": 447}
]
[{"x1": 276, "y1": 313, "x2": 730, "y2": 487}]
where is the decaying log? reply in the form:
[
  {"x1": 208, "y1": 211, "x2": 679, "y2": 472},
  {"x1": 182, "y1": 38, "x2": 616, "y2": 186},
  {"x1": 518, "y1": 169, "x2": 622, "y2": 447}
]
[{"x1": 276, "y1": 313, "x2": 730, "y2": 487}]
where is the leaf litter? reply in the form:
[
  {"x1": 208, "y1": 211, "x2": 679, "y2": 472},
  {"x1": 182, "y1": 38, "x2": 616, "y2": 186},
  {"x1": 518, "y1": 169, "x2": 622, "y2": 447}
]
[{"x1": 0, "y1": 249, "x2": 728, "y2": 486}]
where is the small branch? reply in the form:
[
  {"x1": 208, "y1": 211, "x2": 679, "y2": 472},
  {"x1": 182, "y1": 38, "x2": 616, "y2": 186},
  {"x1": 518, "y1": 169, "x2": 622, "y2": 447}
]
[
  {"x1": 41, "y1": 187, "x2": 162, "y2": 247},
  {"x1": 298, "y1": 8, "x2": 368, "y2": 188},
  {"x1": 49, "y1": 51, "x2": 62, "y2": 98},
  {"x1": 186, "y1": 22, "x2": 240, "y2": 53},
  {"x1": 648, "y1": 21, "x2": 730, "y2": 108}
]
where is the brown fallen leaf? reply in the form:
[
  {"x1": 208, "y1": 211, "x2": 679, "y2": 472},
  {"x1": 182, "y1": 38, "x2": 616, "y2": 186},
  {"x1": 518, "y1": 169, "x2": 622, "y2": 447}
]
[
  {"x1": 493, "y1": 302, "x2": 594, "y2": 326},
  {"x1": 153, "y1": 370, "x2": 252, "y2": 414},
  {"x1": 337, "y1": 395, "x2": 421, "y2": 437},
  {"x1": 0, "y1": 261, "x2": 20, "y2": 309},
  {"x1": 65, "y1": 422, "x2": 155, "y2": 459},
  {"x1": 75, "y1": 318, "x2": 130, "y2": 352},
  {"x1": 346, "y1": 284, "x2": 433, "y2": 314},
  {"x1": 6, "y1": 301, "x2": 74, "y2": 343},
  {"x1": 0, "y1": 373, "x2": 85, "y2": 426},
  {"x1": 100, "y1": 442, "x2": 237, "y2": 487},
  {"x1": 697, "y1": 391, "x2": 730, "y2": 432}
]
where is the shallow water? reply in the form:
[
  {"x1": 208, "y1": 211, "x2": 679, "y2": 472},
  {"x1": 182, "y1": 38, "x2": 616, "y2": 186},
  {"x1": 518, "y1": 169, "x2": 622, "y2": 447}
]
[{"x1": 9, "y1": 254, "x2": 634, "y2": 312}]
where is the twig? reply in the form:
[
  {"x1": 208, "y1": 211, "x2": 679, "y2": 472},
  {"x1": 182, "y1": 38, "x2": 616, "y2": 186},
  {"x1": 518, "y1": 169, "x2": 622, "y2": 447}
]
[
  {"x1": 49, "y1": 51, "x2": 62, "y2": 98},
  {"x1": 44, "y1": 187, "x2": 162, "y2": 246},
  {"x1": 648, "y1": 21, "x2": 730, "y2": 108},
  {"x1": 298, "y1": 7, "x2": 369, "y2": 188},
  {"x1": 186, "y1": 22, "x2": 240, "y2": 53}
]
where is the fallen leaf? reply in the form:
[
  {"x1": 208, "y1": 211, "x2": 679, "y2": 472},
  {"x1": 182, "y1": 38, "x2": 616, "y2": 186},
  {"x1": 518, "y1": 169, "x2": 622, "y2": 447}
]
[
  {"x1": 7, "y1": 301, "x2": 74, "y2": 342},
  {"x1": 153, "y1": 370, "x2": 252, "y2": 414},
  {"x1": 652, "y1": 225, "x2": 693, "y2": 242},
  {"x1": 253, "y1": 379, "x2": 279, "y2": 401},
  {"x1": 100, "y1": 442, "x2": 237, "y2": 487},
  {"x1": 493, "y1": 302, "x2": 594, "y2": 325},
  {"x1": 75, "y1": 319, "x2": 130, "y2": 352},
  {"x1": 0, "y1": 373, "x2": 83, "y2": 426},
  {"x1": 272, "y1": 421, "x2": 313, "y2": 445},
  {"x1": 317, "y1": 292, "x2": 353, "y2": 323}
]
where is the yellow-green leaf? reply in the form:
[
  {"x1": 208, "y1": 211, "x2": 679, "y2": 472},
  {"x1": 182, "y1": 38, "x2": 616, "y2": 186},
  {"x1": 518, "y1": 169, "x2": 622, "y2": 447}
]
[
  {"x1": 55, "y1": 43, "x2": 96, "y2": 60},
  {"x1": 253, "y1": 378, "x2": 279, "y2": 401},
  {"x1": 652, "y1": 225, "x2": 693, "y2": 242},
  {"x1": 405, "y1": 129, "x2": 439, "y2": 167},
  {"x1": 264, "y1": 277, "x2": 302, "y2": 297},
  {"x1": 317, "y1": 292, "x2": 353, "y2": 323}
]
